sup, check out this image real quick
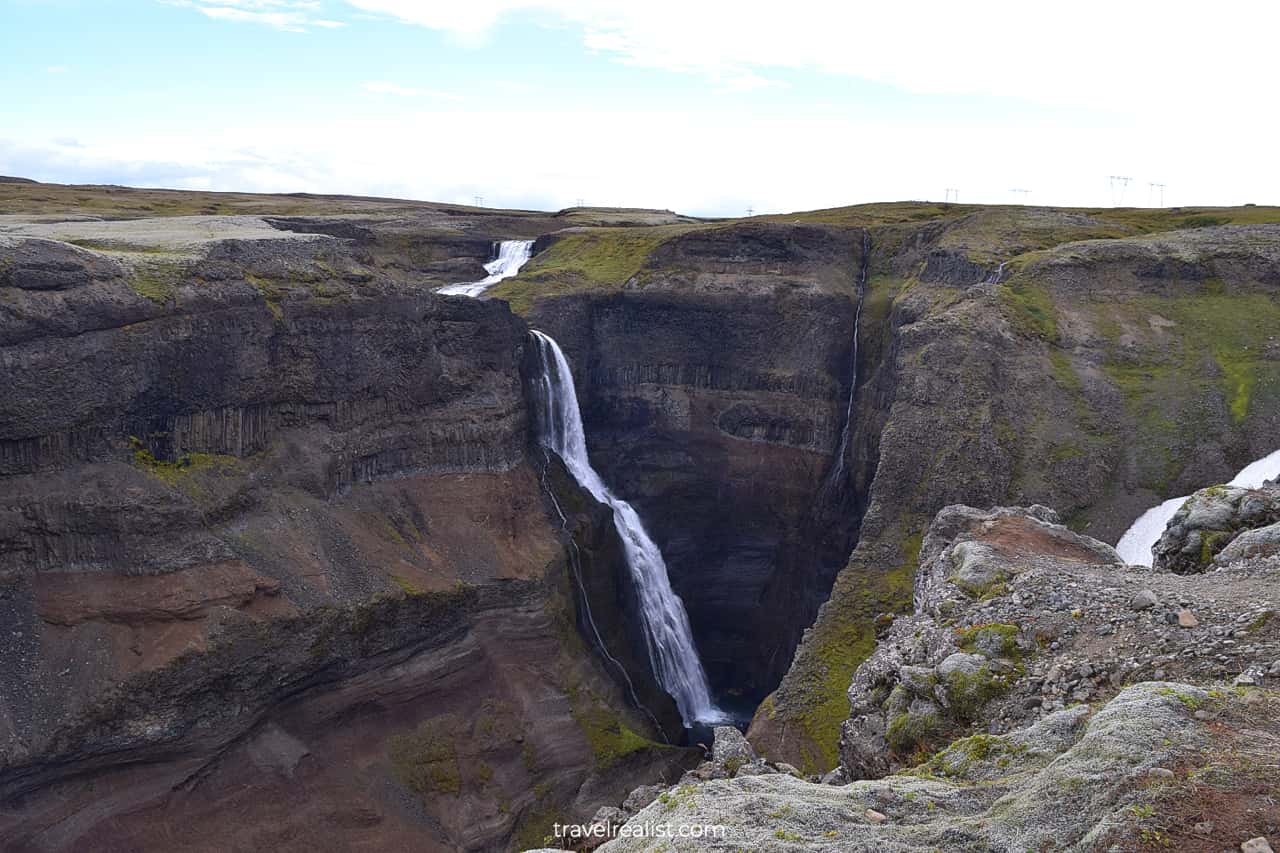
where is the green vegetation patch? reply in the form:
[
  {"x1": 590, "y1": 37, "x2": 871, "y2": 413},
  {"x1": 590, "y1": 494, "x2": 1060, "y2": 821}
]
[
  {"x1": 569, "y1": 692, "x2": 663, "y2": 768},
  {"x1": 489, "y1": 225, "x2": 694, "y2": 312},
  {"x1": 1216, "y1": 348, "x2": 1257, "y2": 423},
  {"x1": 387, "y1": 714, "x2": 464, "y2": 797},
  {"x1": 763, "y1": 524, "x2": 921, "y2": 773},
  {"x1": 913, "y1": 732, "x2": 1027, "y2": 780},
  {"x1": 130, "y1": 440, "x2": 239, "y2": 490},
  {"x1": 1100, "y1": 293, "x2": 1280, "y2": 491},
  {"x1": 955, "y1": 623, "x2": 1020, "y2": 659},
  {"x1": 126, "y1": 258, "x2": 189, "y2": 304},
  {"x1": 1247, "y1": 611, "x2": 1275, "y2": 633},
  {"x1": 886, "y1": 710, "x2": 945, "y2": 758},
  {"x1": 999, "y1": 277, "x2": 1058, "y2": 340}
]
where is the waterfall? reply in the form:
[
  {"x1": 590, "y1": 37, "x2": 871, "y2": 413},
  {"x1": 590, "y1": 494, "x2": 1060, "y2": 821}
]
[
  {"x1": 528, "y1": 330, "x2": 724, "y2": 727},
  {"x1": 438, "y1": 239, "x2": 534, "y2": 297},
  {"x1": 986, "y1": 261, "x2": 1007, "y2": 285},
  {"x1": 1115, "y1": 448, "x2": 1280, "y2": 566},
  {"x1": 828, "y1": 232, "x2": 871, "y2": 485}
]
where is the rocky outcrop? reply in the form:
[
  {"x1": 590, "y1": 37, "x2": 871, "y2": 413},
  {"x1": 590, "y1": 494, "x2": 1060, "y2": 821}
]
[
  {"x1": 837, "y1": 504, "x2": 1279, "y2": 779},
  {"x1": 0, "y1": 224, "x2": 695, "y2": 852},
  {"x1": 750, "y1": 216, "x2": 1280, "y2": 771},
  {"x1": 1153, "y1": 480, "x2": 1280, "y2": 572},
  {"x1": 566, "y1": 682, "x2": 1280, "y2": 852},
  {"x1": 569, "y1": 500, "x2": 1280, "y2": 852}
]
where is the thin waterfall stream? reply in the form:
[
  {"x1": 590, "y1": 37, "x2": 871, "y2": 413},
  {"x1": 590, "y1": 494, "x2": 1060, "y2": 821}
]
[
  {"x1": 528, "y1": 330, "x2": 725, "y2": 727},
  {"x1": 828, "y1": 232, "x2": 871, "y2": 486}
]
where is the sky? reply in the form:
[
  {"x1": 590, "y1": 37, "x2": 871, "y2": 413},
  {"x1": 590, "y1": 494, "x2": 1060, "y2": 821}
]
[{"x1": 1, "y1": 0, "x2": 1277, "y2": 217}]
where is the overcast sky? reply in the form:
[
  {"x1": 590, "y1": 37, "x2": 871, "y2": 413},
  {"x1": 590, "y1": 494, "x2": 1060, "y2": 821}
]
[{"x1": 2, "y1": 0, "x2": 1276, "y2": 216}]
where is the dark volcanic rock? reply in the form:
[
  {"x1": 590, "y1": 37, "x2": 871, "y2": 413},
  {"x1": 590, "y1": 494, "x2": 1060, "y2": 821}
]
[
  {"x1": 0, "y1": 229, "x2": 692, "y2": 852},
  {"x1": 527, "y1": 223, "x2": 869, "y2": 702}
]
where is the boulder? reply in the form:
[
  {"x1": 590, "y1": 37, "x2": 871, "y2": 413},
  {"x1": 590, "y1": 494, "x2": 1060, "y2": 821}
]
[
  {"x1": 1214, "y1": 521, "x2": 1280, "y2": 565},
  {"x1": 1130, "y1": 589, "x2": 1159, "y2": 610},
  {"x1": 1153, "y1": 483, "x2": 1280, "y2": 573},
  {"x1": 711, "y1": 726, "x2": 755, "y2": 766},
  {"x1": 949, "y1": 541, "x2": 1012, "y2": 596}
]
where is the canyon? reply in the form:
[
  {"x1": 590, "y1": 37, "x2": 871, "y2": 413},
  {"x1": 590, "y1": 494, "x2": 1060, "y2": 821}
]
[{"x1": 2, "y1": 179, "x2": 1280, "y2": 851}]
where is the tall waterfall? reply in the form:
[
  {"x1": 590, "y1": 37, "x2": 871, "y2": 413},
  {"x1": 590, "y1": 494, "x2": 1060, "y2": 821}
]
[
  {"x1": 528, "y1": 330, "x2": 724, "y2": 727},
  {"x1": 828, "y1": 232, "x2": 871, "y2": 485},
  {"x1": 438, "y1": 240, "x2": 534, "y2": 297},
  {"x1": 1115, "y1": 448, "x2": 1280, "y2": 565}
]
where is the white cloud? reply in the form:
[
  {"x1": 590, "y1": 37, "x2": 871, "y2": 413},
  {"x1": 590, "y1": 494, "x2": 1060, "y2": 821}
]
[
  {"x1": 6, "y1": 100, "x2": 1278, "y2": 216},
  {"x1": 362, "y1": 81, "x2": 463, "y2": 100},
  {"x1": 164, "y1": 0, "x2": 345, "y2": 32},
  {"x1": 25, "y1": 2, "x2": 1280, "y2": 212},
  {"x1": 45, "y1": 65, "x2": 70, "y2": 74},
  {"x1": 341, "y1": 0, "x2": 1274, "y2": 113}
]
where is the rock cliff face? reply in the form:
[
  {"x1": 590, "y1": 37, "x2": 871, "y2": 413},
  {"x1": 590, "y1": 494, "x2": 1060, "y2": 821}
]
[
  {"x1": 7, "y1": 184, "x2": 1280, "y2": 850},
  {"x1": 518, "y1": 223, "x2": 870, "y2": 704},
  {"x1": 746, "y1": 212, "x2": 1280, "y2": 771},
  {"x1": 491, "y1": 204, "x2": 1280, "y2": 773},
  {"x1": 0, "y1": 211, "x2": 695, "y2": 852}
]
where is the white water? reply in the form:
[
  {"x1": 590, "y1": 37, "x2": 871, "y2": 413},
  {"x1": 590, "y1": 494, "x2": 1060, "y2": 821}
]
[
  {"x1": 437, "y1": 239, "x2": 534, "y2": 297},
  {"x1": 829, "y1": 232, "x2": 870, "y2": 485},
  {"x1": 529, "y1": 330, "x2": 725, "y2": 727},
  {"x1": 1115, "y1": 448, "x2": 1280, "y2": 566}
]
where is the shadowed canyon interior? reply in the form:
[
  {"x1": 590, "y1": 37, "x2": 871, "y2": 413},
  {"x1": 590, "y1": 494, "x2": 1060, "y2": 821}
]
[{"x1": 2, "y1": 181, "x2": 1280, "y2": 850}]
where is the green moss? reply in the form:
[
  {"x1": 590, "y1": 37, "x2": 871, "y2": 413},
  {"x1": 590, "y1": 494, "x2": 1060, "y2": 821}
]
[
  {"x1": 1156, "y1": 686, "x2": 1205, "y2": 711},
  {"x1": 512, "y1": 803, "x2": 560, "y2": 853},
  {"x1": 576, "y1": 701, "x2": 665, "y2": 768},
  {"x1": 941, "y1": 663, "x2": 1009, "y2": 722},
  {"x1": 1049, "y1": 442, "x2": 1084, "y2": 463},
  {"x1": 863, "y1": 274, "x2": 908, "y2": 325},
  {"x1": 1247, "y1": 611, "x2": 1275, "y2": 632},
  {"x1": 773, "y1": 526, "x2": 921, "y2": 773},
  {"x1": 389, "y1": 574, "x2": 426, "y2": 596},
  {"x1": 948, "y1": 568, "x2": 1009, "y2": 601},
  {"x1": 955, "y1": 623, "x2": 1020, "y2": 659},
  {"x1": 886, "y1": 710, "x2": 944, "y2": 755},
  {"x1": 1197, "y1": 529, "x2": 1235, "y2": 568},
  {"x1": 130, "y1": 441, "x2": 238, "y2": 489},
  {"x1": 1216, "y1": 349, "x2": 1255, "y2": 422},
  {"x1": 488, "y1": 225, "x2": 692, "y2": 312},
  {"x1": 521, "y1": 741, "x2": 539, "y2": 772},
  {"x1": 999, "y1": 278, "x2": 1058, "y2": 340},
  {"x1": 915, "y1": 732, "x2": 1026, "y2": 779},
  {"x1": 1048, "y1": 349, "x2": 1081, "y2": 394},
  {"x1": 657, "y1": 784, "x2": 698, "y2": 812},
  {"x1": 387, "y1": 715, "x2": 463, "y2": 797},
  {"x1": 1100, "y1": 293, "x2": 1280, "y2": 492},
  {"x1": 125, "y1": 258, "x2": 188, "y2": 304}
]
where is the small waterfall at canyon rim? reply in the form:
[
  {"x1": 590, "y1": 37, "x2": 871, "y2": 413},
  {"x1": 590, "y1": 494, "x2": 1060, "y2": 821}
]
[
  {"x1": 529, "y1": 330, "x2": 724, "y2": 727},
  {"x1": 828, "y1": 232, "x2": 871, "y2": 486},
  {"x1": 1115, "y1": 448, "x2": 1280, "y2": 566},
  {"x1": 438, "y1": 240, "x2": 534, "y2": 297}
]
